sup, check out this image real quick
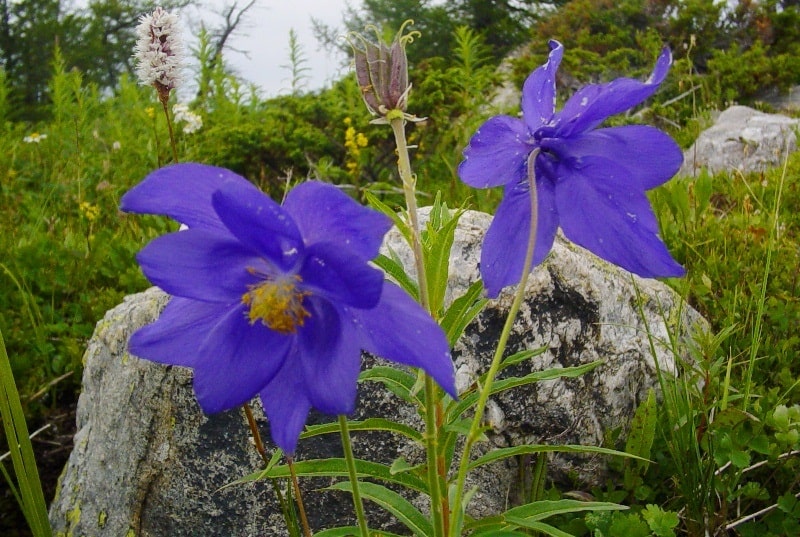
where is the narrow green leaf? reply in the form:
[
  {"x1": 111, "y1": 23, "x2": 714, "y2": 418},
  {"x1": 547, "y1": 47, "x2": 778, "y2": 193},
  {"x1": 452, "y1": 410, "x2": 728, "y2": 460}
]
[
  {"x1": 314, "y1": 527, "x2": 406, "y2": 537},
  {"x1": 423, "y1": 202, "x2": 464, "y2": 316},
  {"x1": 359, "y1": 366, "x2": 422, "y2": 408},
  {"x1": 449, "y1": 361, "x2": 604, "y2": 421},
  {"x1": 468, "y1": 444, "x2": 647, "y2": 471},
  {"x1": 327, "y1": 481, "x2": 433, "y2": 537},
  {"x1": 498, "y1": 347, "x2": 548, "y2": 372},
  {"x1": 374, "y1": 252, "x2": 419, "y2": 301},
  {"x1": 301, "y1": 418, "x2": 424, "y2": 444},
  {"x1": 440, "y1": 279, "x2": 488, "y2": 346},
  {"x1": 364, "y1": 190, "x2": 410, "y2": 243},
  {"x1": 470, "y1": 529, "x2": 530, "y2": 537},
  {"x1": 626, "y1": 389, "x2": 657, "y2": 461},
  {"x1": 503, "y1": 519, "x2": 579, "y2": 537},
  {"x1": 239, "y1": 458, "x2": 428, "y2": 494},
  {"x1": 467, "y1": 499, "x2": 626, "y2": 531}
]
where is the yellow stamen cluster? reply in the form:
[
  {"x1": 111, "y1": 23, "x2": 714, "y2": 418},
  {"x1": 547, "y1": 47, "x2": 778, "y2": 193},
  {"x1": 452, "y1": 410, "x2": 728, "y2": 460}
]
[{"x1": 241, "y1": 275, "x2": 311, "y2": 334}]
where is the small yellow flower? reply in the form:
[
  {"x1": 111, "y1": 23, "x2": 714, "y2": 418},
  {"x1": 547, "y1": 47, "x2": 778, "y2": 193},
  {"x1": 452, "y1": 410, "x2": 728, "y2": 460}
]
[
  {"x1": 80, "y1": 201, "x2": 101, "y2": 222},
  {"x1": 145, "y1": 107, "x2": 156, "y2": 118}
]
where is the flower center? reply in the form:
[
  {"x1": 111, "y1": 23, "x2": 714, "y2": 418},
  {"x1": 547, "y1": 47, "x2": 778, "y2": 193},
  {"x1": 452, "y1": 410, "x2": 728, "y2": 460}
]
[{"x1": 241, "y1": 274, "x2": 311, "y2": 334}]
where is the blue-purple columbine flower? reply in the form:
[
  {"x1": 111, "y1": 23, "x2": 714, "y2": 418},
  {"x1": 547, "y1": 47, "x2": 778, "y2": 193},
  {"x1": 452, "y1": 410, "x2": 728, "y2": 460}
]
[
  {"x1": 121, "y1": 163, "x2": 457, "y2": 454},
  {"x1": 459, "y1": 40, "x2": 685, "y2": 298}
]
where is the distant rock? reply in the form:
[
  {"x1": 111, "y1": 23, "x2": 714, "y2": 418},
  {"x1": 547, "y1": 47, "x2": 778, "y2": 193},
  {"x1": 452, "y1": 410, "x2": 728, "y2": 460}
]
[
  {"x1": 50, "y1": 209, "x2": 704, "y2": 536},
  {"x1": 680, "y1": 105, "x2": 799, "y2": 177}
]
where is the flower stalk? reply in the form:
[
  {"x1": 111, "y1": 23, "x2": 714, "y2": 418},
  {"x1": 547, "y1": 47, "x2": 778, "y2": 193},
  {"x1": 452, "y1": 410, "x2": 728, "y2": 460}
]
[
  {"x1": 450, "y1": 149, "x2": 541, "y2": 533},
  {"x1": 287, "y1": 457, "x2": 312, "y2": 537},
  {"x1": 339, "y1": 415, "x2": 370, "y2": 537}
]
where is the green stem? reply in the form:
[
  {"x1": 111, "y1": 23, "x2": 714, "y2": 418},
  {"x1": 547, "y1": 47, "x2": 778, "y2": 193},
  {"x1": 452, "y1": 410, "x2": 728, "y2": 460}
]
[
  {"x1": 339, "y1": 415, "x2": 369, "y2": 537},
  {"x1": 389, "y1": 115, "x2": 446, "y2": 537},
  {"x1": 449, "y1": 149, "x2": 540, "y2": 534}
]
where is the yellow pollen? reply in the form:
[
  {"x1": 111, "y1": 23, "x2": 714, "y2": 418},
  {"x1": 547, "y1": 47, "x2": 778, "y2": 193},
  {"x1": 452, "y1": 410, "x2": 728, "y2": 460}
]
[{"x1": 241, "y1": 275, "x2": 311, "y2": 334}]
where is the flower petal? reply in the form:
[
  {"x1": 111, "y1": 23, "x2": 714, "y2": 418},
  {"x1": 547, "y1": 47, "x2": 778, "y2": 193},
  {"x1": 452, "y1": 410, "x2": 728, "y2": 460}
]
[
  {"x1": 212, "y1": 180, "x2": 303, "y2": 271},
  {"x1": 128, "y1": 297, "x2": 222, "y2": 367},
  {"x1": 297, "y1": 297, "x2": 361, "y2": 415},
  {"x1": 259, "y1": 361, "x2": 313, "y2": 455},
  {"x1": 458, "y1": 116, "x2": 531, "y2": 188},
  {"x1": 192, "y1": 303, "x2": 293, "y2": 413},
  {"x1": 540, "y1": 125, "x2": 682, "y2": 190},
  {"x1": 521, "y1": 40, "x2": 563, "y2": 132},
  {"x1": 480, "y1": 175, "x2": 558, "y2": 298},
  {"x1": 299, "y1": 242, "x2": 384, "y2": 309},
  {"x1": 553, "y1": 157, "x2": 685, "y2": 278},
  {"x1": 554, "y1": 47, "x2": 672, "y2": 137},
  {"x1": 137, "y1": 229, "x2": 264, "y2": 302},
  {"x1": 350, "y1": 281, "x2": 457, "y2": 399},
  {"x1": 283, "y1": 181, "x2": 392, "y2": 261},
  {"x1": 120, "y1": 163, "x2": 261, "y2": 232}
]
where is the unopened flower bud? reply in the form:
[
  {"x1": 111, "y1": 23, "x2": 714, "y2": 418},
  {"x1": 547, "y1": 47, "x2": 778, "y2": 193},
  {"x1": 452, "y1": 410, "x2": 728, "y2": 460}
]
[{"x1": 348, "y1": 21, "x2": 422, "y2": 123}]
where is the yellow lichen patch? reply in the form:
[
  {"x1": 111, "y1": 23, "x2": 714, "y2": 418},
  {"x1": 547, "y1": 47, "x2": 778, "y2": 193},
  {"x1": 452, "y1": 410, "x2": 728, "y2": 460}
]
[
  {"x1": 98, "y1": 511, "x2": 107, "y2": 528},
  {"x1": 241, "y1": 275, "x2": 310, "y2": 334}
]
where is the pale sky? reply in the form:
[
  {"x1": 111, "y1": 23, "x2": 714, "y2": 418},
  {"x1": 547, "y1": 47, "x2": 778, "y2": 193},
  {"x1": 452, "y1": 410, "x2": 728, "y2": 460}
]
[{"x1": 190, "y1": 0, "x2": 353, "y2": 97}]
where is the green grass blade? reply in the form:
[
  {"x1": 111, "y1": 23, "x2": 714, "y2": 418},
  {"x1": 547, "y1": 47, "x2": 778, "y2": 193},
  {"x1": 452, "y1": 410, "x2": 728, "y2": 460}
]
[{"x1": 0, "y1": 329, "x2": 52, "y2": 537}]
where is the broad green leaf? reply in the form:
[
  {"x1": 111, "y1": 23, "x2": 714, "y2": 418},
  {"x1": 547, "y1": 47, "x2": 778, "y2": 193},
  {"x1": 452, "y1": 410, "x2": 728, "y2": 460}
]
[
  {"x1": 301, "y1": 418, "x2": 423, "y2": 444},
  {"x1": 327, "y1": 481, "x2": 433, "y2": 537},
  {"x1": 468, "y1": 444, "x2": 646, "y2": 471}
]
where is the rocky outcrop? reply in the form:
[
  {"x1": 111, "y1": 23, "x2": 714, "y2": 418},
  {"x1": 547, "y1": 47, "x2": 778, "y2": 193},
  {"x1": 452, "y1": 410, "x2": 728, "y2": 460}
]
[
  {"x1": 680, "y1": 105, "x2": 798, "y2": 176},
  {"x1": 50, "y1": 209, "x2": 703, "y2": 536}
]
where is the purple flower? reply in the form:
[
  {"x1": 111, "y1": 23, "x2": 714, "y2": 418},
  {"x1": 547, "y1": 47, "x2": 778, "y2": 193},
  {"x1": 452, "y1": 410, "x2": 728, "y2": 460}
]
[
  {"x1": 459, "y1": 41, "x2": 685, "y2": 298},
  {"x1": 121, "y1": 163, "x2": 456, "y2": 453}
]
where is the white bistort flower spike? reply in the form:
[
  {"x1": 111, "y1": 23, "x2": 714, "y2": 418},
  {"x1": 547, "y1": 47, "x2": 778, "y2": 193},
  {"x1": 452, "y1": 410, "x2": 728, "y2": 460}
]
[{"x1": 134, "y1": 6, "x2": 184, "y2": 99}]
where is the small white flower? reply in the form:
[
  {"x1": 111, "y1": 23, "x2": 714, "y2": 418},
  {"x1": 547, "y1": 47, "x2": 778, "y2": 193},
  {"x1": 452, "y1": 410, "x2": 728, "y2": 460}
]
[
  {"x1": 172, "y1": 103, "x2": 203, "y2": 134},
  {"x1": 23, "y1": 133, "x2": 47, "y2": 143},
  {"x1": 112, "y1": 141, "x2": 122, "y2": 151},
  {"x1": 133, "y1": 7, "x2": 184, "y2": 91}
]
